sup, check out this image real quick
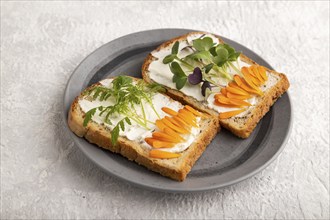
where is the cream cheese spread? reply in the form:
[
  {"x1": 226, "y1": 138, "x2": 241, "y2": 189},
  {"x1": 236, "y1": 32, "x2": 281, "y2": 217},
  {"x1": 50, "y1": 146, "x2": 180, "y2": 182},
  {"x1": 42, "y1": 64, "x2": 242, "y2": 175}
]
[{"x1": 79, "y1": 79, "x2": 201, "y2": 153}]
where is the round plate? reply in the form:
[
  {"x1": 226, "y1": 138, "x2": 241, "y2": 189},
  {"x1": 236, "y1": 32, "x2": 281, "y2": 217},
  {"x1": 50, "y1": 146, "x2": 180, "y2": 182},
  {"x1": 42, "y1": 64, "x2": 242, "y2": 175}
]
[{"x1": 63, "y1": 29, "x2": 292, "y2": 192}]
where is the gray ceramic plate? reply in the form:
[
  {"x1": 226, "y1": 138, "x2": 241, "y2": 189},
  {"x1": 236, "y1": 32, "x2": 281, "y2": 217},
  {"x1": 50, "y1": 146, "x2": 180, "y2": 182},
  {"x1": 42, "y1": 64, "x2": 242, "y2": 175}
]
[{"x1": 63, "y1": 29, "x2": 292, "y2": 193}]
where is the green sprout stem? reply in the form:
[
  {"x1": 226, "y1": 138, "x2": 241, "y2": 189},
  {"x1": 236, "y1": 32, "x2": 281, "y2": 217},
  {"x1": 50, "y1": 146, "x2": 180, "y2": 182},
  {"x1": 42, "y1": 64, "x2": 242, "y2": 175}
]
[
  {"x1": 145, "y1": 97, "x2": 161, "y2": 119},
  {"x1": 203, "y1": 75, "x2": 224, "y2": 87},
  {"x1": 174, "y1": 57, "x2": 194, "y2": 71},
  {"x1": 140, "y1": 102, "x2": 147, "y2": 125},
  {"x1": 213, "y1": 65, "x2": 232, "y2": 80},
  {"x1": 126, "y1": 112, "x2": 151, "y2": 130},
  {"x1": 151, "y1": 105, "x2": 161, "y2": 119},
  {"x1": 228, "y1": 62, "x2": 243, "y2": 76},
  {"x1": 236, "y1": 60, "x2": 241, "y2": 69}
]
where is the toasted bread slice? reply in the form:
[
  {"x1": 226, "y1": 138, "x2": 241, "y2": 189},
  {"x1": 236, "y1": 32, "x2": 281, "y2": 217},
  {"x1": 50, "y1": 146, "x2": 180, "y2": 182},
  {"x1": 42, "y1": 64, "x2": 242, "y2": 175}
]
[
  {"x1": 68, "y1": 77, "x2": 219, "y2": 181},
  {"x1": 142, "y1": 31, "x2": 290, "y2": 138}
]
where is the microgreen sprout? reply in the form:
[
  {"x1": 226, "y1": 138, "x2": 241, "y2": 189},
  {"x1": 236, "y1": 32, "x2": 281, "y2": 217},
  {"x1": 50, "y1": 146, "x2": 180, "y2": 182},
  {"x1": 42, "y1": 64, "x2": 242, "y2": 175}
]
[
  {"x1": 163, "y1": 41, "x2": 194, "y2": 71},
  {"x1": 163, "y1": 36, "x2": 241, "y2": 98},
  {"x1": 83, "y1": 76, "x2": 164, "y2": 145}
]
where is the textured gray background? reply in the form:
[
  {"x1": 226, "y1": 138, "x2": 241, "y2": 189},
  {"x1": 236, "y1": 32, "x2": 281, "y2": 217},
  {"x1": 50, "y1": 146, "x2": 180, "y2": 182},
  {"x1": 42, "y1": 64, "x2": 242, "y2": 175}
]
[{"x1": 1, "y1": 1, "x2": 329, "y2": 219}]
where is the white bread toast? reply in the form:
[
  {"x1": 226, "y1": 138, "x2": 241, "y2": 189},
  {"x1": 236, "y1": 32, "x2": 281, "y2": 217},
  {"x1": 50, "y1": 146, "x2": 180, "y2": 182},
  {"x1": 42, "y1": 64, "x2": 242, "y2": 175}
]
[
  {"x1": 68, "y1": 77, "x2": 219, "y2": 181},
  {"x1": 142, "y1": 32, "x2": 290, "y2": 138}
]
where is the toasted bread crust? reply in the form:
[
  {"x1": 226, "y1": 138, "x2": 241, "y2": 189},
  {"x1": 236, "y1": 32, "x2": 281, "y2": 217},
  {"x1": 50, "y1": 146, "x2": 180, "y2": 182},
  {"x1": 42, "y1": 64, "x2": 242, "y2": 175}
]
[
  {"x1": 141, "y1": 31, "x2": 290, "y2": 138},
  {"x1": 68, "y1": 79, "x2": 219, "y2": 181}
]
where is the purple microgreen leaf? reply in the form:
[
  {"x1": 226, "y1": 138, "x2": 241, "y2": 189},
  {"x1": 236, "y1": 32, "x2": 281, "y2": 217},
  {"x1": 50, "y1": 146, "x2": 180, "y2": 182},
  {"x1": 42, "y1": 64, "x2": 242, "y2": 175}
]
[
  {"x1": 201, "y1": 81, "x2": 211, "y2": 96},
  {"x1": 188, "y1": 67, "x2": 203, "y2": 85}
]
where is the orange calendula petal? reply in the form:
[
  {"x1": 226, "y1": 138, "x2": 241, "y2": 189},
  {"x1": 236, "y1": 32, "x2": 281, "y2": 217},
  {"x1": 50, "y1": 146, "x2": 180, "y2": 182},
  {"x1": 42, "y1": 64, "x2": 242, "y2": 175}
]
[
  {"x1": 229, "y1": 99, "x2": 252, "y2": 106},
  {"x1": 152, "y1": 141, "x2": 176, "y2": 148},
  {"x1": 178, "y1": 109, "x2": 196, "y2": 122},
  {"x1": 239, "y1": 78, "x2": 263, "y2": 96},
  {"x1": 247, "y1": 65, "x2": 257, "y2": 77},
  {"x1": 258, "y1": 66, "x2": 268, "y2": 81},
  {"x1": 248, "y1": 66, "x2": 262, "y2": 83},
  {"x1": 214, "y1": 99, "x2": 232, "y2": 106},
  {"x1": 155, "y1": 119, "x2": 167, "y2": 131},
  {"x1": 184, "y1": 105, "x2": 203, "y2": 117},
  {"x1": 221, "y1": 87, "x2": 227, "y2": 96},
  {"x1": 233, "y1": 75, "x2": 243, "y2": 86},
  {"x1": 145, "y1": 138, "x2": 175, "y2": 149},
  {"x1": 216, "y1": 98, "x2": 231, "y2": 105},
  {"x1": 178, "y1": 114, "x2": 198, "y2": 127},
  {"x1": 162, "y1": 118, "x2": 190, "y2": 134},
  {"x1": 250, "y1": 73, "x2": 262, "y2": 86},
  {"x1": 228, "y1": 82, "x2": 251, "y2": 93},
  {"x1": 214, "y1": 99, "x2": 243, "y2": 108},
  {"x1": 242, "y1": 67, "x2": 258, "y2": 86},
  {"x1": 216, "y1": 94, "x2": 231, "y2": 104},
  {"x1": 226, "y1": 85, "x2": 250, "y2": 96},
  {"x1": 152, "y1": 131, "x2": 182, "y2": 143},
  {"x1": 228, "y1": 81, "x2": 239, "y2": 88},
  {"x1": 179, "y1": 109, "x2": 196, "y2": 120},
  {"x1": 251, "y1": 65, "x2": 264, "y2": 84},
  {"x1": 219, "y1": 109, "x2": 247, "y2": 119},
  {"x1": 173, "y1": 115, "x2": 191, "y2": 128},
  {"x1": 161, "y1": 107, "x2": 178, "y2": 116},
  {"x1": 247, "y1": 67, "x2": 261, "y2": 86},
  {"x1": 243, "y1": 67, "x2": 260, "y2": 87},
  {"x1": 164, "y1": 127, "x2": 185, "y2": 141},
  {"x1": 241, "y1": 68, "x2": 263, "y2": 95},
  {"x1": 149, "y1": 150, "x2": 180, "y2": 159},
  {"x1": 178, "y1": 109, "x2": 198, "y2": 126},
  {"x1": 145, "y1": 137, "x2": 157, "y2": 146},
  {"x1": 226, "y1": 92, "x2": 251, "y2": 100},
  {"x1": 214, "y1": 93, "x2": 224, "y2": 100},
  {"x1": 165, "y1": 116, "x2": 181, "y2": 127}
]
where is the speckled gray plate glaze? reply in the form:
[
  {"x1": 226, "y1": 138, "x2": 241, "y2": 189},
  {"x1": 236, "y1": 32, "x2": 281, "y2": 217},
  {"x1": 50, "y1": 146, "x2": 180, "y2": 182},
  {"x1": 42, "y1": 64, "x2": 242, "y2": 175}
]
[{"x1": 63, "y1": 29, "x2": 292, "y2": 193}]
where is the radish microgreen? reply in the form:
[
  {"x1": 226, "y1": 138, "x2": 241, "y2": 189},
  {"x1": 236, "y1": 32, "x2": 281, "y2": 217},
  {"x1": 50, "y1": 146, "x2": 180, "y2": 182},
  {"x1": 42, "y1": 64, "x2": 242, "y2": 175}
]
[
  {"x1": 170, "y1": 62, "x2": 187, "y2": 90},
  {"x1": 163, "y1": 36, "x2": 241, "y2": 98}
]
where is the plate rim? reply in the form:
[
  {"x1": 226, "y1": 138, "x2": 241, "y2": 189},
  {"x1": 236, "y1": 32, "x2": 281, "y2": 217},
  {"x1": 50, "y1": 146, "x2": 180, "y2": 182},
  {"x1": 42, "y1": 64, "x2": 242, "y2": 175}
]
[{"x1": 62, "y1": 28, "x2": 292, "y2": 193}]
